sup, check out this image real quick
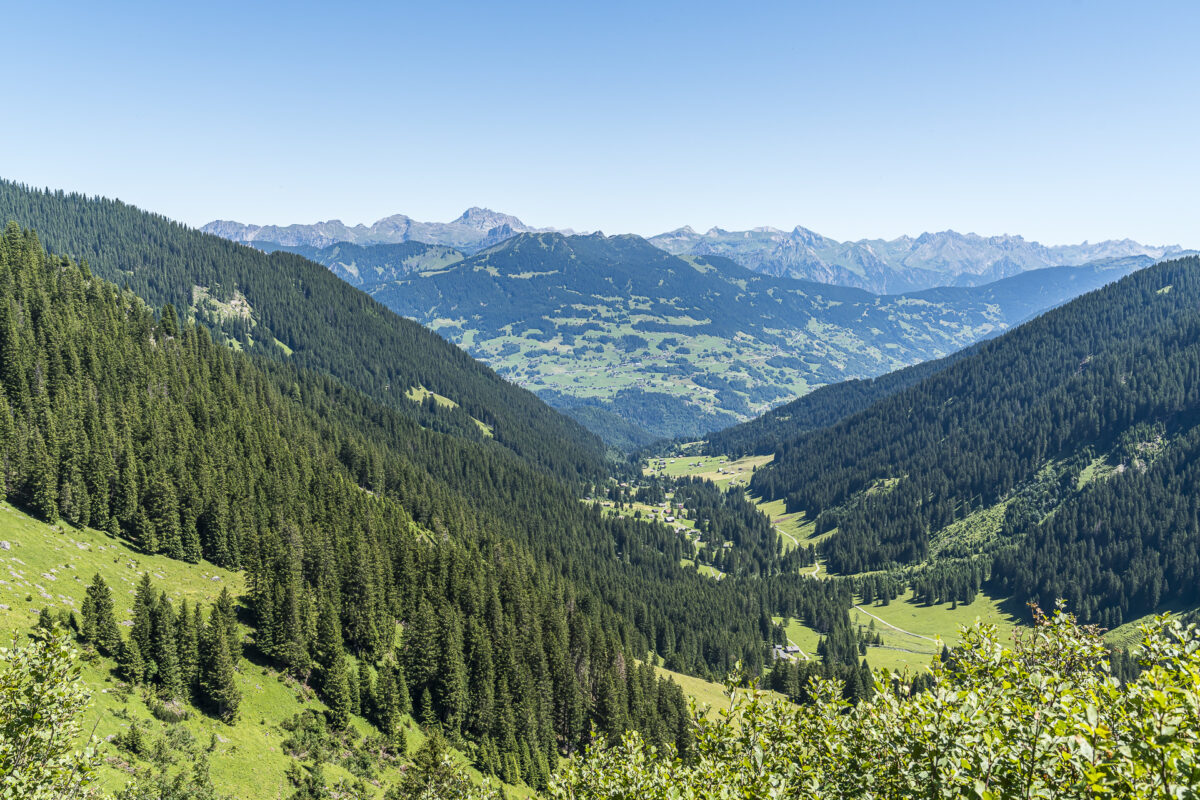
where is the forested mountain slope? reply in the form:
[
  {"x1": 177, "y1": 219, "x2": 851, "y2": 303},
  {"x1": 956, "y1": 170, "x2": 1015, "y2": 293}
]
[
  {"x1": 0, "y1": 223, "x2": 769, "y2": 788},
  {"x1": 353, "y1": 231, "x2": 1142, "y2": 442},
  {"x1": 703, "y1": 344, "x2": 980, "y2": 457},
  {"x1": 0, "y1": 181, "x2": 605, "y2": 481},
  {"x1": 749, "y1": 255, "x2": 1200, "y2": 629}
]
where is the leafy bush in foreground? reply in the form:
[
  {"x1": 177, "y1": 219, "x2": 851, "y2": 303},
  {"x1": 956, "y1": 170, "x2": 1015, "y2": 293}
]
[
  {"x1": 549, "y1": 608, "x2": 1200, "y2": 799},
  {"x1": 0, "y1": 627, "x2": 101, "y2": 799}
]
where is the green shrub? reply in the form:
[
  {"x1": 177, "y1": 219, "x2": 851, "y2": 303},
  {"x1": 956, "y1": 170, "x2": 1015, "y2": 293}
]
[
  {"x1": 550, "y1": 607, "x2": 1200, "y2": 799},
  {"x1": 0, "y1": 626, "x2": 102, "y2": 799}
]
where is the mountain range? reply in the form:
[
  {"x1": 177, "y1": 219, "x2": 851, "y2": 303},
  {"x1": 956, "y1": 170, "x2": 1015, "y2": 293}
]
[
  {"x1": 277, "y1": 231, "x2": 1150, "y2": 443},
  {"x1": 204, "y1": 210, "x2": 1186, "y2": 293},
  {"x1": 203, "y1": 207, "x2": 573, "y2": 254},
  {"x1": 649, "y1": 225, "x2": 1187, "y2": 293}
]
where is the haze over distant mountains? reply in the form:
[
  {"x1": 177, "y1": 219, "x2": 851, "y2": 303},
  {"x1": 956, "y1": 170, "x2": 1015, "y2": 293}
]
[
  {"x1": 649, "y1": 226, "x2": 1188, "y2": 293},
  {"x1": 203, "y1": 210, "x2": 1186, "y2": 293}
]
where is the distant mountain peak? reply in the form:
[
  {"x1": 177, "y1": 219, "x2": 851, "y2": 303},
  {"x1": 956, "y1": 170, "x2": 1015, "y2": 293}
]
[{"x1": 451, "y1": 206, "x2": 530, "y2": 233}]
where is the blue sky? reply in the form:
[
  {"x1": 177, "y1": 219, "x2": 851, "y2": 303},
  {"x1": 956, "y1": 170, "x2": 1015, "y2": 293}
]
[{"x1": 2, "y1": 1, "x2": 1197, "y2": 245}]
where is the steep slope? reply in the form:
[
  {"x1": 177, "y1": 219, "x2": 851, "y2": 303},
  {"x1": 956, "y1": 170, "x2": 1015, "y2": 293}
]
[
  {"x1": 0, "y1": 180, "x2": 604, "y2": 482},
  {"x1": 651, "y1": 225, "x2": 1184, "y2": 293},
  {"x1": 360, "y1": 232, "x2": 1142, "y2": 441},
  {"x1": 748, "y1": 255, "x2": 1200, "y2": 628}
]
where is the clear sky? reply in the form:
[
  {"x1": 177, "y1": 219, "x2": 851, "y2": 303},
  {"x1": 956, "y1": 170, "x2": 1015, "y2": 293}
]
[{"x1": 2, "y1": 1, "x2": 1197, "y2": 245}]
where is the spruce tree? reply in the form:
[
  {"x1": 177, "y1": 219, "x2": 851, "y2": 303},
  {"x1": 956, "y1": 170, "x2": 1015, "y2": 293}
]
[
  {"x1": 322, "y1": 655, "x2": 352, "y2": 730},
  {"x1": 313, "y1": 596, "x2": 343, "y2": 669},
  {"x1": 420, "y1": 687, "x2": 436, "y2": 729},
  {"x1": 358, "y1": 660, "x2": 375, "y2": 720},
  {"x1": 159, "y1": 303, "x2": 179, "y2": 338},
  {"x1": 214, "y1": 587, "x2": 240, "y2": 665},
  {"x1": 346, "y1": 660, "x2": 361, "y2": 716},
  {"x1": 28, "y1": 429, "x2": 58, "y2": 523},
  {"x1": 394, "y1": 662, "x2": 412, "y2": 716},
  {"x1": 36, "y1": 607, "x2": 55, "y2": 631},
  {"x1": 80, "y1": 572, "x2": 121, "y2": 655},
  {"x1": 150, "y1": 593, "x2": 182, "y2": 698},
  {"x1": 114, "y1": 437, "x2": 138, "y2": 528},
  {"x1": 200, "y1": 606, "x2": 240, "y2": 722},
  {"x1": 176, "y1": 599, "x2": 201, "y2": 696},
  {"x1": 385, "y1": 730, "x2": 471, "y2": 799},
  {"x1": 0, "y1": 299, "x2": 27, "y2": 408},
  {"x1": 373, "y1": 662, "x2": 401, "y2": 740},
  {"x1": 0, "y1": 393, "x2": 10, "y2": 496},
  {"x1": 119, "y1": 635, "x2": 146, "y2": 685},
  {"x1": 436, "y1": 614, "x2": 468, "y2": 734},
  {"x1": 130, "y1": 574, "x2": 155, "y2": 678}
]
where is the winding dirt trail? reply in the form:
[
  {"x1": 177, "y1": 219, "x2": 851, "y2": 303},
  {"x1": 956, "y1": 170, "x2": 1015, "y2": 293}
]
[{"x1": 774, "y1": 524, "x2": 800, "y2": 549}]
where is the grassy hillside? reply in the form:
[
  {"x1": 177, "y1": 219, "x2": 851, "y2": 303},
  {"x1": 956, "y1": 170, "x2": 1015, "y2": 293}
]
[
  {"x1": 257, "y1": 241, "x2": 466, "y2": 287},
  {"x1": 0, "y1": 501, "x2": 537, "y2": 798},
  {"x1": 6, "y1": 495, "x2": 762, "y2": 799}
]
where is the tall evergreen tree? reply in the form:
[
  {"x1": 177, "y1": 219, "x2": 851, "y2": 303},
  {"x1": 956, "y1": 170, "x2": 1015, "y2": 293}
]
[
  {"x1": 176, "y1": 599, "x2": 201, "y2": 696},
  {"x1": 373, "y1": 663, "x2": 401, "y2": 741},
  {"x1": 28, "y1": 428, "x2": 57, "y2": 524},
  {"x1": 130, "y1": 574, "x2": 155, "y2": 680},
  {"x1": 80, "y1": 573, "x2": 121, "y2": 656},
  {"x1": 119, "y1": 635, "x2": 145, "y2": 685},
  {"x1": 322, "y1": 655, "x2": 352, "y2": 730},
  {"x1": 150, "y1": 593, "x2": 182, "y2": 698},
  {"x1": 199, "y1": 606, "x2": 241, "y2": 722}
]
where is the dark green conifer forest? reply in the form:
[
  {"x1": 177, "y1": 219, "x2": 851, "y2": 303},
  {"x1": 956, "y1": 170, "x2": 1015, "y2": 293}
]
[
  {"x1": 750, "y1": 255, "x2": 1200, "y2": 628},
  {"x1": 0, "y1": 180, "x2": 605, "y2": 483},
  {"x1": 0, "y1": 213, "x2": 868, "y2": 787}
]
